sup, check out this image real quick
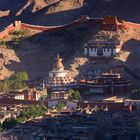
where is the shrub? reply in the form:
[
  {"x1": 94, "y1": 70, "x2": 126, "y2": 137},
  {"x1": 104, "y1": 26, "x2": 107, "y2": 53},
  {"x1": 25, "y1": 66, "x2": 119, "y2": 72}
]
[
  {"x1": 68, "y1": 89, "x2": 81, "y2": 100},
  {"x1": 130, "y1": 89, "x2": 140, "y2": 99},
  {"x1": 2, "y1": 104, "x2": 47, "y2": 130},
  {"x1": 55, "y1": 102, "x2": 66, "y2": 111},
  {"x1": 0, "y1": 71, "x2": 29, "y2": 92}
]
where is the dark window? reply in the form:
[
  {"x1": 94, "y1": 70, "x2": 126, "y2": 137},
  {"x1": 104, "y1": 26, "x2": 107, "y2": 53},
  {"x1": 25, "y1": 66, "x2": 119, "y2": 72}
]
[
  {"x1": 97, "y1": 49, "x2": 103, "y2": 56},
  {"x1": 111, "y1": 52, "x2": 114, "y2": 56}
]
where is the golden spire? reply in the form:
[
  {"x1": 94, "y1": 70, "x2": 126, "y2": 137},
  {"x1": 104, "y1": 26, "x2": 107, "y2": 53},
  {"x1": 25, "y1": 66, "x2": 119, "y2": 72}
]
[{"x1": 53, "y1": 54, "x2": 64, "y2": 70}]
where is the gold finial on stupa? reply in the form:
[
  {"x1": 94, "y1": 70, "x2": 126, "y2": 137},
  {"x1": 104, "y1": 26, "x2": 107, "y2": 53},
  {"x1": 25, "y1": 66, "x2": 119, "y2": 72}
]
[
  {"x1": 53, "y1": 54, "x2": 64, "y2": 70},
  {"x1": 57, "y1": 54, "x2": 61, "y2": 60}
]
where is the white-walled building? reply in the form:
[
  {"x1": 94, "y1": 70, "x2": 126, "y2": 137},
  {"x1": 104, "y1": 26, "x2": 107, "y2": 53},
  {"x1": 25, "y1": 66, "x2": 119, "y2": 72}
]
[
  {"x1": 84, "y1": 41, "x2": 121, "y2": 57},
  {"x1": 0, "y1": 93, "x2": 25, "y2": 100},
  {"x1": 84, "y1": 31, "x2": 122, "y2": 57}
]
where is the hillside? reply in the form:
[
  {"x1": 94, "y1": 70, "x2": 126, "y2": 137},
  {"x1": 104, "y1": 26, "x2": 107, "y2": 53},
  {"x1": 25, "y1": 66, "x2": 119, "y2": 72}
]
[
  {"x1": 0, "y1": 0, "x2": 85, "y2": 27},
  {"x1": 0, "y1": 20, "x2": 140, "y2": 87},
  {"x1": 0, "y1": 0, "x2": 140, "y2": 27},
  {"x1": 0, "y1": 1, "x2": 140, "y2": 87}
]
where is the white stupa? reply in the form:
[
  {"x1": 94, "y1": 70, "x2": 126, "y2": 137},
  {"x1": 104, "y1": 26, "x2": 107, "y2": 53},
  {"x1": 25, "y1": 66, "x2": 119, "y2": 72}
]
[{"x1": 47, "y1": 54, "x2": 74, "y2": 87}]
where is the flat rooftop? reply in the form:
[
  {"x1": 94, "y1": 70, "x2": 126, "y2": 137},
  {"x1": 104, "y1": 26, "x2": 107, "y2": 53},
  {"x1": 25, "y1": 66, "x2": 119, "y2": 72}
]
[{"x1": 84, "y1": 95, "x2": 126, "y2": 102}]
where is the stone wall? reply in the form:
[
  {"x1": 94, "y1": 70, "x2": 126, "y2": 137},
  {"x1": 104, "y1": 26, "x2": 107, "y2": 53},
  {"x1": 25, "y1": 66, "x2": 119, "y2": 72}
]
[
  {"x1": 0, "y1": 24, "x2": 14, "y2": 39},
  {"x1": 124, "y1": 22, "x2": 140, "y2": 30},
  {"x1": 0, "y1": 16, "x2": 140, "y2": 40},
  {"x1": 14, "y1": 19, "x2": 82, "y2": 32},
  {"x1": 14, "y1": 16, "x2": 135, "y2": 33}
]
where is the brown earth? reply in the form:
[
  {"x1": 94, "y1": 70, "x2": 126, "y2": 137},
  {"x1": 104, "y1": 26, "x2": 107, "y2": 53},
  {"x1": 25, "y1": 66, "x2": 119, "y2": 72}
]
[{"x1": 0, "y1": 0, "x2": 140, "y2": 27}]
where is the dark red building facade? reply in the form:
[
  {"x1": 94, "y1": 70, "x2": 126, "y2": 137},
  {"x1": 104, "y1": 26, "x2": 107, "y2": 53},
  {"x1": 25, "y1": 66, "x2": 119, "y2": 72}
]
[{"x1": 78, "y1": 74, "x2": 132, "y2": 95}]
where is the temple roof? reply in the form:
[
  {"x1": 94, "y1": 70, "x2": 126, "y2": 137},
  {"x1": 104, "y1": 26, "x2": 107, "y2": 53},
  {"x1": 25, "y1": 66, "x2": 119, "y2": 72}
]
[
  {"x1": 84, "y1": 31, "x2": 120, "y2": 48},
  {"x1": 53, "y1": 54, "x2": 64, "y2": 70}
]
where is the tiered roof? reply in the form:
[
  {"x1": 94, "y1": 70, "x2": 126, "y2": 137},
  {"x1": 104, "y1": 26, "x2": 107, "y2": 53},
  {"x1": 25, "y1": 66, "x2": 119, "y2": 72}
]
[{"x1": 85, "y1": 31, "x2": 120, "y2": 48}]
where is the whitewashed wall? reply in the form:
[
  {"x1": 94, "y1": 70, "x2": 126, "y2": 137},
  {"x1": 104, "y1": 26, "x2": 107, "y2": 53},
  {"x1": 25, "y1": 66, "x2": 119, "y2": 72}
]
[
  {"x1": 66, "y1": 100, "x2": 77, "y2": 109},
  {"x1": 48, "y1": 99, "x2": 77, "y2": 109},
  {"x1": 84, "y1": 48, "x2": 117, "y2": 57},
  {"x1": 15, "y1": 95, "x2": 24, "y2": 100},
  {"x1": 48, "y1": 100, "x2": 59, "y2": 108}
]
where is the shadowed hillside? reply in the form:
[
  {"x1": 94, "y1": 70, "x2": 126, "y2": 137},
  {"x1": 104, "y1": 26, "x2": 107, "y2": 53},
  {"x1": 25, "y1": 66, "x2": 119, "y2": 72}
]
[
  {"x1": 0, "y1": 0, "x2": 140, "y2": 27},
  {"x1": 0, "y1": 20, "x2": 140, "y2": 87}
]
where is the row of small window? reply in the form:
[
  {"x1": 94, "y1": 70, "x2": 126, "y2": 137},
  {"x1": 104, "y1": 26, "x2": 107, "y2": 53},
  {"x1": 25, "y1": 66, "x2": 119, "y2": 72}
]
[
  {"x1": 53, "y1": 94, "x2": 64, "y2": 98},
  {"x1": 86, "y1": 48, "x2": 114, "y2": 52}
]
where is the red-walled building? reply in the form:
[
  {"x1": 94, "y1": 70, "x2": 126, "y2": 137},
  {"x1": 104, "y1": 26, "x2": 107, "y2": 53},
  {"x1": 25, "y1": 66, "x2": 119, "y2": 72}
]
[
  {"x1": 78, "y1": 73, "x2": 132, "y2": 96},
  {"x1": 101, "y1": 16, "x2": 125, "y2": 31}
]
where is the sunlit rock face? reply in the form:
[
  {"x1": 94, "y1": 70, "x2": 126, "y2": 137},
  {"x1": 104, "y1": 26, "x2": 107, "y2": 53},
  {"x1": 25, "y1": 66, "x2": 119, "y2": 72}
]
[{"x1": 47, "y1": 0, "x2": 85, "y2": 13}]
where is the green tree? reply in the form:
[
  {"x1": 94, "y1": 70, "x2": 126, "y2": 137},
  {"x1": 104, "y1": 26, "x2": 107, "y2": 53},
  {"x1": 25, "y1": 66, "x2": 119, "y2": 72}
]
[
  {"x1": 0, "y1": 123, "x2": 3, "y2": 132},
  {"x1": 15, "y1": 71, "x2": 29, "y2": 81},
  {"x1": 68, "y1": 89, "x2": 80, "y2": 100},
  {"x1": 10, "y1": 80, "x2": 24, "y2": 90},
  {"x1": 28, "y1": 105, "x2": 38, "y2": 117},
  {"x1": 1, "y1": 80, "x2": 10, "y2": 93},
  {"x1": 131, "y1": 92, "x2": 140, "y2": 99},
  {"x1": 55, "y1": 102, "x2": 66, "y2": 111},
  {"x1": 1, "y1": 104, "x2": 47, "y2": 131},
  {"x1": 0, "y1": 71, "x2": 29, "y2": 92}
]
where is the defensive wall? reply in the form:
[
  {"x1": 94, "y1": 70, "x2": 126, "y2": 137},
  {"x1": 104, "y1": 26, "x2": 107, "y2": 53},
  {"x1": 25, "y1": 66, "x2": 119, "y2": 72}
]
[
  {"x1": 124, "y1": 22, "x2": 140, "y2": 30},
  {"x1": 1, "y1": 16, "x2": 140, "y2": 40},
  {"x1": 0, "y1": 24, "x2": 15, "y2": 39}
]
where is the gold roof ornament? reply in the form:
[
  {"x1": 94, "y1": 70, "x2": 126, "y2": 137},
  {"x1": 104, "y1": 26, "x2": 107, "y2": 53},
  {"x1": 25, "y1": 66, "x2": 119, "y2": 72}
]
[{"x1": 53, "y1": 54, "x2": 64, "y2": 70}]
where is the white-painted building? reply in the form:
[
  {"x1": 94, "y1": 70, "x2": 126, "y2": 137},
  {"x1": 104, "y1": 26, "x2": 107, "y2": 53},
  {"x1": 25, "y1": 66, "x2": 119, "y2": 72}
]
[
  {"x1": 48, "y1": 99, "x2": 59, "y2": 108},
  {"x1": 65, "y1": 100, "x2": 77, "y2": 109},
  {"x1": 84, "y1": 41, "x2": 121, "y2": 57},
  {"x1": 1, "y1": 93, "x2": 25, "y2": 100},
  {"x1": 14, "y1": 94, "x2": 24, "y2": 100},
  {"x1": 51, "y1": 91, "x2": 68, "y2": 100}
]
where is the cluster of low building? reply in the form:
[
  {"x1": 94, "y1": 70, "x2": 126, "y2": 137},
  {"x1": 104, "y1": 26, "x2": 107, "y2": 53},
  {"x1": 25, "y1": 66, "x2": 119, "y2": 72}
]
[
  {"x1": 0, "y1": 105, "x2": 28, "y2": 124},
  {"x1": 1, "y1": 109, "x2": 140, "y2": 140},
  {"x1": 0, "y1": 79, "x2": 47, "y2": 101},
  {"x1": 0, "y1": 17, "x2": 138, "y2": 140}
]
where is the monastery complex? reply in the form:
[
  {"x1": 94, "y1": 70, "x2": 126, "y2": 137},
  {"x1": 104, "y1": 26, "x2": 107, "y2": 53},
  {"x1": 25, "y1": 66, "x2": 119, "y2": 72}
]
[
  {"x1": 18, "y1": 15, "x2": 139, "y2": 101},
  {"x1": 1, "y1": 1, "x2": 140, "y2": 138},
  {"x1": 0, "y1": 15, "x2": 140, "y2": 111}
]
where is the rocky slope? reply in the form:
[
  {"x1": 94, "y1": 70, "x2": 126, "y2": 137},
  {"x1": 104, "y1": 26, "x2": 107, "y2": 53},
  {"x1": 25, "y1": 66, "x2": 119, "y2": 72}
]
[
  {"x1": 0, "y1": 0, "x2": 140, "y2": 26},
  {"x1": 0, "y1": 21, "x2": 140, "y2": 87},
  {"x1": 0, "y1": 0, "x2": 85, "y2": 26}
]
